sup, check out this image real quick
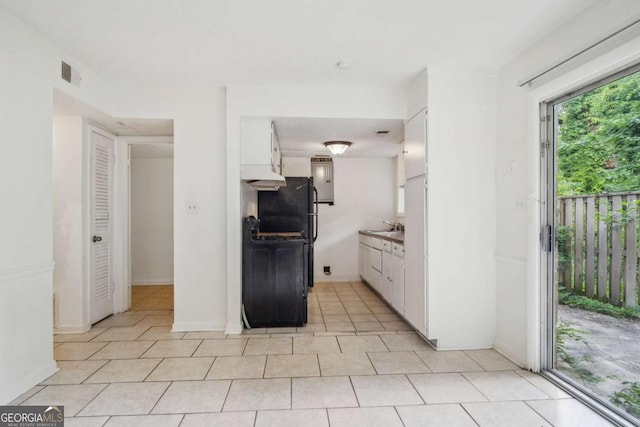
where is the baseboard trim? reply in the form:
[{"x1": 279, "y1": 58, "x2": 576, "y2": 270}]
[
  {"x1": 0, "y1": 262, "x2": 54, "y2": 283},
  {"x1": 1, "y1": 360, "x2": 58, "y2": 405},
  {"x1": 224, "y1": 321, "x2": 243, "y2": 335},
  {"x1": 493, "y1": 339, "x2": 526, "y2": 368},
  {"x1": 314, "y1": 275, "x2": 360, "y2": 283},
  {"x1": 131, "y1": 279, "x2": 174, "y2": 286},
  {"x1": 172, "y1": 321, "x2": 226, "y2": 333},
  {"x1": 54, "y1": 324, "x2": 91, "y2": 334}
]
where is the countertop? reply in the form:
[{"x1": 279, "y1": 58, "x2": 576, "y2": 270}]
[{"x1": 359, "y1": 229, "x2": 404, "y2": 244}]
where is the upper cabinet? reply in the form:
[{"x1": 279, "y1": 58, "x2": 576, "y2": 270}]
[
  {"x1": 240, "y1": 118, "x2": 284, "y2": 183},
  {"x1": 270, "y1": 122, "x2": 282, "y2": 175},
  {"x1": 397, "y1": 142, "x2": 406, "y2": 187},
  {"x1": 404, "y1": 109, "x2": 427, "y2": 180}
]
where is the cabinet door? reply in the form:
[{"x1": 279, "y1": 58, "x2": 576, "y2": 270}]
[
  {"x1": 392, "y1": 254, "x2": 405, "y2": 314},
  {"x1": 271, "y1": 123, "x2": 282, "y2": 174},
  {"x1": 358, "y1": 243, "x2": 368, "y2": 281},
  {"x1": 241, "y1": 118, "x2": 272, "y2": 165},
  {"x1": 367, "y1": 247, "x2": 382, "y2": 293},
  {"x1": 382, "y1": 250, "x2": 393, "y2": 302},
  {"x1": 404, "y1": 109, "x2": 427, "y2": 180},
  {"x1": 404, "y1": 176, "x2": 427, "y2": 335}
]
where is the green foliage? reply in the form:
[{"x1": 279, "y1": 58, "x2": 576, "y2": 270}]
[
  {"x1": 610, "y1": 381, "x2": 640, "y2": 418},
  {"x1": 557, "y1": 72, "x2": 640, "y2": 196},
  {"x1": 559, "y1": 288, "x2": 640, "y2": 319},
  {"x1": 556, "y1": 321, "x2": 602, "y2": 384}
]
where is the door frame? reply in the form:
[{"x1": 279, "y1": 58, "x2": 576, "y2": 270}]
[
  {"x1": 85, "y1": 125, "x2": 116, "y2": 324},
  {"x1": 112, "y1": 136, "x2": 174, "y2": 314},
  {"x1": 538, "y1": 64, "x2": 640, "y2": 426}
]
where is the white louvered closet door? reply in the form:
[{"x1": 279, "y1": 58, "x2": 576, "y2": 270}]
[{"x1": 90, "y1": 128, "x2": 115, "y2": 324}]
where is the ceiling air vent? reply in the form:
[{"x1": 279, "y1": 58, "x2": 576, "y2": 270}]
[
  {"x1": 61, "y1": 61, "x2": 82, "y2": 86},
  {"x1": 61, "y1": 61, "x2": 72, "y2": 82}
]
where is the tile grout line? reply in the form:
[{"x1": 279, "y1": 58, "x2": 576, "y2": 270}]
[
  {"x1": 459, "y1": 403, "x2": 482, "y2": 427},
  {"x1": 523, "y1": 400, "x2": 556, "y2": 426},
  {"x1": 404, "y1": 374, "x2": 427, "y2": 405}
]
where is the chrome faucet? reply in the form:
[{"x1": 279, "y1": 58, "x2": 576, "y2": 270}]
[{"x1": 382, "y1": 220, "x2": 402, "y2": 231}]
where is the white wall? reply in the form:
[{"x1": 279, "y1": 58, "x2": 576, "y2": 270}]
[
  {"x1": 426, "y1": 72, "x2": 497, "y2": 350},
  {"x1": 0, "y1": 7, "x2": 114, "y2": 403},
  {"x1": 494, "y1": 1, "x2": 640, "y2": 368},
  {"x1": 53, "y1": 116, "x2": 89, "y2": 332},
  {"x1": 131, "y1": 158, "x2": 174, "y2": 285},
  {"x1": 314, "y1": 158, "x2": 395, "y2": 282}
]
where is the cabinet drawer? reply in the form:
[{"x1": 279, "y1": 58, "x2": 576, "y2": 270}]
[
  {"x1": 359, "y1": 234, "x2": 371, "y2": 246},
  {"x1": 382, "y1": 240, "x2": 392, "y2": 253},
  {"x1": 392, "y1": 243, "x2": 405, "y2": 257},
  {"x1": 371, "y1": 238, "x2": 382, "y2": 250}
]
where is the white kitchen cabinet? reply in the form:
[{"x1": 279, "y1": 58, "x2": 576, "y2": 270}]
[
  {"x1": 270, "y1": 122, "x2": 282, "y2": 175},
  {"x1": 391, "y1": 244, "x2": 405, "y2": 314},
  {"x1": 367, "y1": 245, "x2": 382, "y2": 293},
  {"x1": 382, "y1": 249, "x2": 393, "y2": 303},
  {"x1": 404, "y1": 176, "x2": 427, "y2": 336},
  {"x1": 358, "y1": 243, "x2": 368, "y2": 282},
  {"x1": 404, "y1": 109, "x2": 427, "y2": 180},
  {"x1": 240, "y1": 118, "x2": 282, "y2": 178},
  {"x1": 397, "y1": 142, "x2": 406, "y2": 187}
]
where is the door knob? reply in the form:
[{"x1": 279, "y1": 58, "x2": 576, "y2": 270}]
[{"x1": 93, "y1": 235, "x2": 102, "y2": 243}]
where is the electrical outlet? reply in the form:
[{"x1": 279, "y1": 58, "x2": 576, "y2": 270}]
[{"x1": 185, "y1": 201, "x2": 199, "y2": 214}]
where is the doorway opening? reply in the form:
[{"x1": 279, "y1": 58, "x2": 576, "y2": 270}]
[
  {"x1": 542, "y1": 65, "x2": 640, "y2": 423},
  {"x1": 129, "y1": 142, "x2": 174, "y2": 312}
]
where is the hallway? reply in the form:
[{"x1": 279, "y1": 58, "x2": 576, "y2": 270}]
[{"x1": 10, "y1": 282, "x2": 611, "y2": 426}]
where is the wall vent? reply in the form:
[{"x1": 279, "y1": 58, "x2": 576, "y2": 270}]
[
  {"x1": 61, "y1": 60, "x2": 82, "y2": 86},
  {"x1": 61, "y1": 61, "x2": 72, "y2": 83}
]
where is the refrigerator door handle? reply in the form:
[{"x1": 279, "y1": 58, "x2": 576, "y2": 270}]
[{"x1": 313, "y1": 186, "x2": 318, "y2": 242}]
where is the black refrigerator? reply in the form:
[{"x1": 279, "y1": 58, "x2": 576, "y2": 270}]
[{"x1": 258, "y1": 177, "x2": 317, "y2": 291}]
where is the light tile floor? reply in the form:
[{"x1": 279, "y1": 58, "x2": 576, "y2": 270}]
[{"x1": 14, "y1": 282, "x2": 613, "y2": 426}]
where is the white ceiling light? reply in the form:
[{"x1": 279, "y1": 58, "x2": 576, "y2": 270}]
[{"x1": 323, "y1": 140, "x2": 352, "y2": 155}]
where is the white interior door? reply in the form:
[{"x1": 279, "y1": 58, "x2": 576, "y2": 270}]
[{"x1": 90, "y1": 127, "x2": 115, "y2": 323}]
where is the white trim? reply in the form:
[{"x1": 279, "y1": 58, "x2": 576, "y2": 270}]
[
  {"x1": 53, "y1": 324, "x2": 91, "y2": 334},
  {"x1": 494, "y1": 339, "x2": 527, "y2": 369},
  {"x1": 131, "y1": 279, "x2": 174, "y2": 286},
  {"x1": 1, "y1": 361, "x2": 57, "y2": 405},
  {"x1": 113, "y1": 136, "x2": 175, "y2": 316},
  {"x1": 0, "y1": 262, "x2": 54, "y2": 283},
  {"x1": 172, "y1": 321, "x2": 226, "y2": 333},
  {"x1": 525, "y1": 36, "x2": 640, "y2": 372},
  {"x1": 224, "y1": 322, "x2": 243, "y2": 335}
]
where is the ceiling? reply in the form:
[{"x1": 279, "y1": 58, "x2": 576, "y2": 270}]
[
  {"x1": 274, "y1": 117, "x2": 403, "y2": 158},
  {"x1": 54, "y1": 90, "x2": 173, "y2": 136},
  {"x1": 0, "y1": 0, "x2": 596, "y2": 88}
]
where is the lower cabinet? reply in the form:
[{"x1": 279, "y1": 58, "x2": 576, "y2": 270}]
[
  {"x1": 391, "y1": 252, "x2": 405, "y2": 314},
  {"x1": 359, "y1": 234, "x2": 405, "y2": 318},
  {"x1": 382, "y1": 250, "x2": 393, "y2": 302}
]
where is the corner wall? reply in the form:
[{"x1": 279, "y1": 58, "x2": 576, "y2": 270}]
[
  {"x1": 426, "y1": 72, "x2": 497, "y2": 350},
  {"x1": 53, "y1": 116, "x2": 89, "y2": 332}
]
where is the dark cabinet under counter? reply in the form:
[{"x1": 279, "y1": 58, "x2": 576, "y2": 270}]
[{"x1": 242, "y1": 227, "x2": 307, "y2": 328}]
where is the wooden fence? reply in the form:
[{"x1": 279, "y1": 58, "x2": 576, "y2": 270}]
[{"x1": 559, "y1": 192, "x2": 640, "y2": 308}]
